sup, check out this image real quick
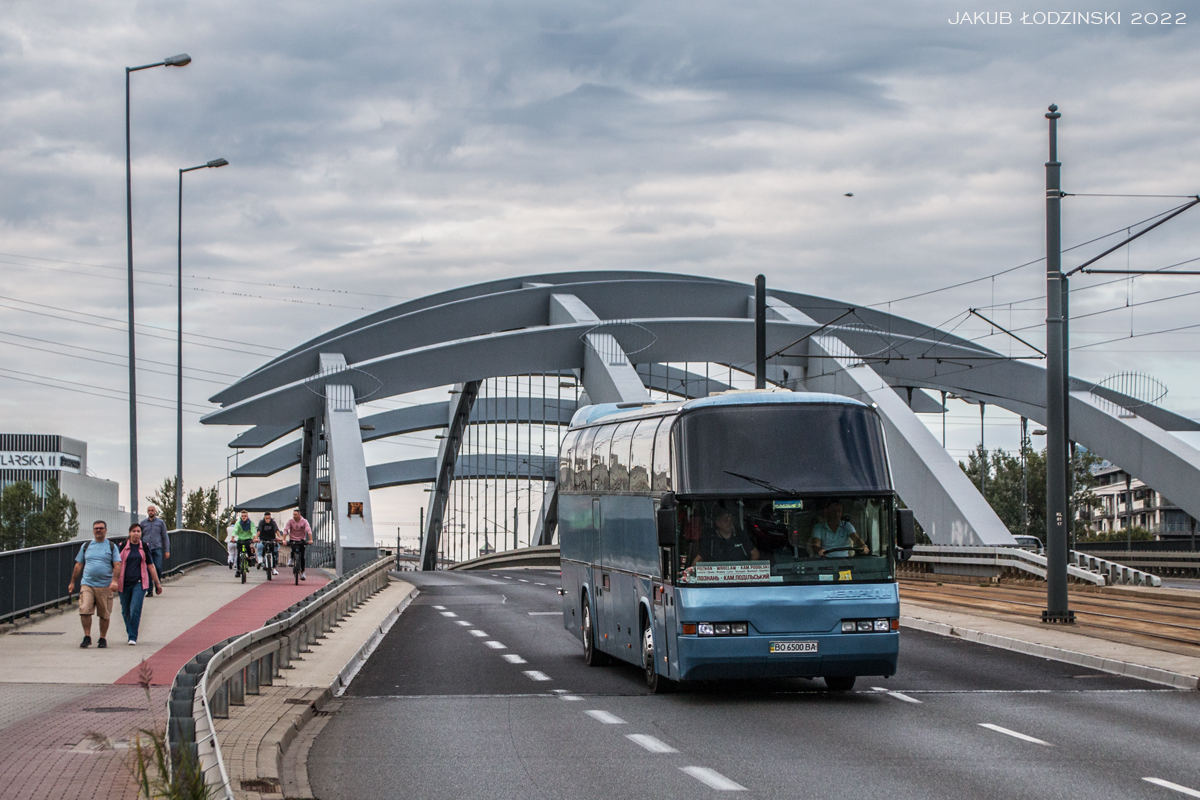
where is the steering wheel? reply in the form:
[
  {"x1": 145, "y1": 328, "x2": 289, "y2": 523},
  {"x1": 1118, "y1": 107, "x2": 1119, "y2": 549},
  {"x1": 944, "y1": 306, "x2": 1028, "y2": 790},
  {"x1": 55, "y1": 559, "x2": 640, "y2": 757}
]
[{"x1": 822, "y1": 545, "x2": 870, "y2": 557}]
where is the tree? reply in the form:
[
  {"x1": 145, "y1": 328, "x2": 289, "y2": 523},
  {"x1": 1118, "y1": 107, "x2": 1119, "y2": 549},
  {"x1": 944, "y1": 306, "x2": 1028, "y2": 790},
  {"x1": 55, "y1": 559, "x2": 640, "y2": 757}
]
[
  {"x1": 149, "y1": 477, "x2": 234, "y2": 539},
  {"x1": 148, "y1": 477, "x2": 179, "y2": 529},
  {"x1": 0, "y1": 478, "x2": 78, "y2": 551},
  {"x1": 959, "y1": 444, "x2": 1100, "y2": 542}
]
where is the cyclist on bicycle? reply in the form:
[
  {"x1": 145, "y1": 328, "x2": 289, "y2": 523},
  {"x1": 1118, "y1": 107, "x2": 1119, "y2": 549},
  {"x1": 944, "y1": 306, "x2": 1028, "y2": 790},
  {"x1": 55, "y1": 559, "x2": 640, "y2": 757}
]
[
  {"x1": 257, "y1": 511, "x2": 282, "y2": 576},
  {"x1": 231, "y1": 511, "x2": 257, "y2": 578},
  {"x1": 284, "y1": 509, "x2": 313, "y2": 581}
]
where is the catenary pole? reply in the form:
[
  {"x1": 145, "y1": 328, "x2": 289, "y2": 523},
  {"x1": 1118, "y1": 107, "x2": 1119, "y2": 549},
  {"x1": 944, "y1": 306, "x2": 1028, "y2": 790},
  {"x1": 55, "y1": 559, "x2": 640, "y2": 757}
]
[
  {"x1": 754, "y1": 275, "x2": 767, "y2": 389},
  {"x1": 1043, "y1": 104, "x2": 1074, "y2": 623}
]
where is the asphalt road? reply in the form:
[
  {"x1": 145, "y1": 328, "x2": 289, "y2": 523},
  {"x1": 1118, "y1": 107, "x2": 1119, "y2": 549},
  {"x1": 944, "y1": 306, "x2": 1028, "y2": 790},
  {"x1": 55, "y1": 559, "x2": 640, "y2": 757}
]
[{"x1": 310, "y1": 569, "x2": 1200, "y2": 800}]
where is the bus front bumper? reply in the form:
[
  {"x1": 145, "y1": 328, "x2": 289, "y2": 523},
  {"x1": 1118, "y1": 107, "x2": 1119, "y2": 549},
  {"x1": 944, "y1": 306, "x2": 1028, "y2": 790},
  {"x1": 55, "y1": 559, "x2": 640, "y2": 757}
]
[{"x1": 674, "y1": 631, "x2": 899, "y2": 681}]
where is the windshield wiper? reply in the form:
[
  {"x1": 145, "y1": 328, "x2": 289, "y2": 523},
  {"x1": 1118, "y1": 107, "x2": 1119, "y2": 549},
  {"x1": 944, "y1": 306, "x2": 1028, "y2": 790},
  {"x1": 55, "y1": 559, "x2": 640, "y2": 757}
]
[{"x1": 723, "y1": 470, "x2": 798, "y2": 495}]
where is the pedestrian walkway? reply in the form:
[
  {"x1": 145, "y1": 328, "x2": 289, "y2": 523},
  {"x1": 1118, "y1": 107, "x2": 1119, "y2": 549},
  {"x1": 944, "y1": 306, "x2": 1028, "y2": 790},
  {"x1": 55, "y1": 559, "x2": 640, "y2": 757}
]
[{"x1": 0, "y1": 563, "x2": 331, "y2": 800}]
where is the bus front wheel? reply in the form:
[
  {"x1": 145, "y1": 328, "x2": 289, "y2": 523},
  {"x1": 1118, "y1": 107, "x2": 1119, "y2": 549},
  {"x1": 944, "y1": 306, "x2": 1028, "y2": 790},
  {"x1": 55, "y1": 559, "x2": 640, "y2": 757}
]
[
  {"x1": 824, "y1": 675, "x2": 856, "y2": 692},
  {"x1": 642, "y1": 619, "x2": 671, "y2": 694},
  {"x1": 582, "y1": 599, "x2": 608, "y2": 666}
]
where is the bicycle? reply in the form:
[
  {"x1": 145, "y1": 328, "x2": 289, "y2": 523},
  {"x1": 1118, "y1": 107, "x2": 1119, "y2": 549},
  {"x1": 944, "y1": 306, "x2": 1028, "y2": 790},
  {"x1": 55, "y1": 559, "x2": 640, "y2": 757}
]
[
  {"x1": 289, "y1": 540, "x2": 307, "y2": 586},
  {"x1": 261, "y1": 540, "x2": 278, "y2": 580},
  {"x1": 235, "y1": 540, "x2": 251, "y2": 584}
]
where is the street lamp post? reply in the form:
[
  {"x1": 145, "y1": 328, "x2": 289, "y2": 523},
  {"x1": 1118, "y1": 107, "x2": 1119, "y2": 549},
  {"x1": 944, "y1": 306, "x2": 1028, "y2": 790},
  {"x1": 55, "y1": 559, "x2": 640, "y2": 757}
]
[
  {"x1": 126, "y1": 53, "x2": 191, "y2": 525},
  {"x1": 176, "y1": 158, "x2": 228, "y2": 530}
]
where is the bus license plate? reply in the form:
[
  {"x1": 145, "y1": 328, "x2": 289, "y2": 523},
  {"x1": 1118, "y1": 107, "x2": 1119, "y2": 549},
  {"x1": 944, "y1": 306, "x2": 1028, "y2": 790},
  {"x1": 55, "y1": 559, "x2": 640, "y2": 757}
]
[{"x1": 770, "y1": 641, "x2": 818, "y2": 654}]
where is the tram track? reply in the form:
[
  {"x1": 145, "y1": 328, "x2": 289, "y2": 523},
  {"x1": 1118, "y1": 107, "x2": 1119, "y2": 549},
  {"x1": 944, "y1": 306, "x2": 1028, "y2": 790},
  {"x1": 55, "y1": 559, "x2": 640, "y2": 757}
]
[{"x1": 899, "y1": 580, "x2": 1200, "y2": 654}]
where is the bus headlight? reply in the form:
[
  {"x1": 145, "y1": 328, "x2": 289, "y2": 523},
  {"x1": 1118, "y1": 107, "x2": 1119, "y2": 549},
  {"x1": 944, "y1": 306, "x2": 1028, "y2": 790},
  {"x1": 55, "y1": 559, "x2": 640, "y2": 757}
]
[
  {"x1": 841, "y1": 621, "x2": 856, "y2": 633},
  {"x1": 874, "y1": 619, "x2": 890, "y2": 632},
  {"x1": 730, "y1": 622, "x2": 748, "y2": 635},
  {"x1": 842, "y1": 618, "x2": 898, "y2": 633},
  {"x1": 689, "y1": 622, "x2": 748, "y2": 636},
  {"x1": 697, "y1": 623, "x2": 715, "y2": 636}
]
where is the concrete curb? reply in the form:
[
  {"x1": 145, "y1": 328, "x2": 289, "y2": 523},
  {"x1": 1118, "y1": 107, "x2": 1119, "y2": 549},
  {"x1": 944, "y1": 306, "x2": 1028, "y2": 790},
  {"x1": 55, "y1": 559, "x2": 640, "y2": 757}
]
[
  {"x1": 332, "y1": 586, "x2": 419, "y2": 697},
  {"x1": 901, "y1": 616, "x2": 1199, "y2": 691}
]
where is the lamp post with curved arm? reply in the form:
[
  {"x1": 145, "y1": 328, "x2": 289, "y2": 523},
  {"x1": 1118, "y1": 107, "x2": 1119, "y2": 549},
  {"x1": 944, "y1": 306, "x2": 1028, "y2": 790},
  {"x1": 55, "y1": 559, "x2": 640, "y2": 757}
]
[
  {"x1": 176, "y1": 157, "x2": 228, "y2": 530},
  {"x1": 126, "y1": 53, "x2": 190, "y2": 525}
]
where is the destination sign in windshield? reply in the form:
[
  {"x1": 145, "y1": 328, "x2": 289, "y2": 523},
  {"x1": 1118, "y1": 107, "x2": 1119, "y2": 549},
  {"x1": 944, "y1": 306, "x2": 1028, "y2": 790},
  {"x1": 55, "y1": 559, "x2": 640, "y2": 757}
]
[{"x1": 683, "y1": 562, "x2": 779, "y2": 584}]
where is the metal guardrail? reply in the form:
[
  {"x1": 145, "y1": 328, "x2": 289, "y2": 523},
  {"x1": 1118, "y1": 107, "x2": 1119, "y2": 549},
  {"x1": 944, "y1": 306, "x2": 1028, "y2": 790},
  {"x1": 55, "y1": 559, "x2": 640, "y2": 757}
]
[
  {"x1": 168, "y1": 555, "x2": 393, "y2": 799},
  {"x1": 448, "y1": 544, "x2": 561, "y2": 571},
  {"x1": 0, "y1": 529, "x2": 227, "y2": 624},
  {"x1": 908, "y1": 545, "x2": 1161, "y2": 587},
  {"x1": 1076, "y1": 549, "x2": 1200, "y2": 578}
]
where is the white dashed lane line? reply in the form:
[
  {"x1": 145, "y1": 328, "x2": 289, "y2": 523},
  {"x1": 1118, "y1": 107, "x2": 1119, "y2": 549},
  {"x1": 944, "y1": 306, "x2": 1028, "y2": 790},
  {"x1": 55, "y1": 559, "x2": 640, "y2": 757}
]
[
  {"x1": 871, "y1": 687, "x2": 922, "y2": 704},
  {"x1": 978, "y1": 724, "x2": 1052, "y2": 746},
  {"x1": 534, "y1": 582, "x2": 546, "y2": 586},
  {"x1": 585, "y1": 710, "x2": 626, "y2": 724},
  {"x1": 469, "y1": 630, "x2": 488, "y2": 638},
  {"x1": 455, "y1": 620, "x2": 472, "y2": 626},
  {"x1": 1144, "y1": 778, "x2": 1200, "y2": 798},
  {"x1": 523, "y1": 670, "x2": 552, "y2": 681},
  {"x1": 627, "y1": 734, "x2": 677, "y2": 754},
  {"x1": 502, "y1": 654, "x2": 527, "y2": 664},
  {"x1": 680, "y1": 767, "x2": 746, "y2": 791},
  {"x1": 519, "y1": 579, "x2": 529, "y2": 583},
  {"x1": 528, "y1": 612, "x2": 560, "y2": 616},
  {"x1": 432, "y1": 605, "x2": 446, "y2": 610},
  {"x1": 439, "y1": 611, "x2": 458, "y2": 618},
  {"x1": 484, "y1": 641, "x2": 507, "y2": 649}
]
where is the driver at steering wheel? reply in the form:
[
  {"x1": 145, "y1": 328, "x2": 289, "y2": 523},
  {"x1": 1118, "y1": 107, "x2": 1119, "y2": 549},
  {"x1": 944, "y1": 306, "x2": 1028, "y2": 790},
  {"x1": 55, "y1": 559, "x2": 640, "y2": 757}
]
[{"x1": 809, "y1": 499, "x2": 869, "y2": 557}]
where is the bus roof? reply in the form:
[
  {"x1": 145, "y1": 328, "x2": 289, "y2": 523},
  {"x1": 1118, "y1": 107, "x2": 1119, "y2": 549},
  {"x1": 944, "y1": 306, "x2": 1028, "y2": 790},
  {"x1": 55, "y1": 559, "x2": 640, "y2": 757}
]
[{"x1": 569, "y1": 390, "x2": 869, "y2": 428}]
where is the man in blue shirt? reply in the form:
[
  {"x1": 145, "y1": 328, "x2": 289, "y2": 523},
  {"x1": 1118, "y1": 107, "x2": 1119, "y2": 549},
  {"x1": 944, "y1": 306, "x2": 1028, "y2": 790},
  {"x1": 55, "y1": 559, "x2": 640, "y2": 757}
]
[
  {"x1": 139, "y1": 504, "x2": 170, "y2": 595},
  {"x1": 810, "y1": 499, "x2": 870, "y2": 557},
  {"x1": 67, "y1": 520, "x2": 122, "y2": 648}
]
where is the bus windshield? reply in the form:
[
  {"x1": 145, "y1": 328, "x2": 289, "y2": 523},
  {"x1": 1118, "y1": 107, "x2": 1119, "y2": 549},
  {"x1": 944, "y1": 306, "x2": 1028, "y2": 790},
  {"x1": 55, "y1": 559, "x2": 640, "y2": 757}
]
[{"x1": 676, "y1": 496, "x2": 894, "y2": 586}]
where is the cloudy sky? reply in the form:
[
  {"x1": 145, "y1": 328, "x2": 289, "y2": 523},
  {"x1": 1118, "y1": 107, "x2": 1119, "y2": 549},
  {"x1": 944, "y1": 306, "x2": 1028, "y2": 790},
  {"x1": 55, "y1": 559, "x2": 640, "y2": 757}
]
[{"x1": 3, "y1": 0, "x2": 1200, "y2": 537}]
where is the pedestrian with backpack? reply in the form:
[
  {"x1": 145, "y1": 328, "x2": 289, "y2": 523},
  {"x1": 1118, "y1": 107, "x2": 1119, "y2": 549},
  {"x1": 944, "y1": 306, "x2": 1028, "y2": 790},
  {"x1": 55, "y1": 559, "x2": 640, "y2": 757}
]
[
  {"x1": 67, "y1": 520, "x2": 121, "y2": 648},
  {"x1": 116, "y1": 523, "x2": 162, "y2": 646}
]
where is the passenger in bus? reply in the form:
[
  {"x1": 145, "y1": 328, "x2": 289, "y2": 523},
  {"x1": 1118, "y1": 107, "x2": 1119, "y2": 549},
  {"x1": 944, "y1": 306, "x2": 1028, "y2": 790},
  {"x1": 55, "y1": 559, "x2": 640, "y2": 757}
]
[
  {"x1": 810, "y1": 499, "x2": 870, "y2": 557},
  {"x1": 690, "y1": 507, "x2": 760, "y2": 566}
]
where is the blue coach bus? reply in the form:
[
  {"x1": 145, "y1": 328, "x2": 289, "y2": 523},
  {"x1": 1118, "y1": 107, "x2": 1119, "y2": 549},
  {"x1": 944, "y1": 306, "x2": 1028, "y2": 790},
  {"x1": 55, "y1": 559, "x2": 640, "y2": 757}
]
[{"x1": 558, "y1": 390, "x2": 915, "y2": 692}]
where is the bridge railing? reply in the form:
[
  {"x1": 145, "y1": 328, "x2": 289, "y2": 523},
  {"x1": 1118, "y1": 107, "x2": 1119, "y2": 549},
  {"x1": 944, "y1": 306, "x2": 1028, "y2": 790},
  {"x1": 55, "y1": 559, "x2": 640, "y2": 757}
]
[
  {"x1": 0, "y1": 529, "x2": 227, "y2": 624},
  {"x1": 448, "y1": 544, "x2": 561, "y2": 571},
  {"x1": 905, "y1": 545, "x2": 1162, "y2": 587},
  {"x1": 168, "y1": 554, "x2": 394, "y2": 798}
]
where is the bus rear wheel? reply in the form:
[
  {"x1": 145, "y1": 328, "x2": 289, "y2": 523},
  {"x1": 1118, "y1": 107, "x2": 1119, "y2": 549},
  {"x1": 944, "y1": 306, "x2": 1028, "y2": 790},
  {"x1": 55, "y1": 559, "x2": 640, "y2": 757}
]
[
  {"x1": 824, "y1": 675, "x2": 856, "y2": 692},
  {"x1": 642, "y1": 620, "x2": 671, "y2": 694},
  {"x1": 582, "y1": 599, "x2": 608, "y2": 666}
]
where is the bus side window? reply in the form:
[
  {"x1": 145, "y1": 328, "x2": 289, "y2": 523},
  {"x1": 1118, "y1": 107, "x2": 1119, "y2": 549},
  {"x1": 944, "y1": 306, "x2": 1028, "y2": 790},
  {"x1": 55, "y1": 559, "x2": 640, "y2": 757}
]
[
  {"x1": 591, "y1": 425, "x2": 612, "y2": 491},
  {"x1": 629, "y1": 418, "x2": 655, "y2": 492},
  {"x1": 559, "y1": 430, "x2": 579, "y2": 488},
  {"x1": 574, "y1": 427, "x2": 597, "y2": 491},
  {"x1": 609, "y1": 421, "x2": 637, "y2": 492},
  {"x1": 651, "y1": 418, "x2": 673, "y2": 492}
]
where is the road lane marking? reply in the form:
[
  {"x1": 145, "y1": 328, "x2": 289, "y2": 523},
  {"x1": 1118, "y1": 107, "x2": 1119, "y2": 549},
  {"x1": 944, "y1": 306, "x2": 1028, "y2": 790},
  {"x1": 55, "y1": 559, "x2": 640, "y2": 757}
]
[
  {"x1": 535, "y1": 582, "x2": 546, "y2": 586},
  {"x1": 585, "y1": 710, "x2": 626, "y2": 724},
  {"x1": 469, "y1": 630, "x2": 488, "y2": 637},
  {"x1": 680, "y1": 767, "x2": 746, "y2": 791},
  {"x1": 455, "y1": 620, "x2": 472, "y2": 626},
  {"x1": 978, "y1": 724, "x2": 1052, "y2": 746},
  {"x1": 872, "y1": 687, "x2": 922, "y2": 704},
  {"x1": 1144, "y1": 778, "x2": 1200, "y2": 798},
  {"x1": 484, "y1": 641, "x2": 506, "y2": 649},
  {"x1": 528, "y1": 611, "x2": 560, "y2": 616},
  {"x1": 561, "y1": 695, "x2": 582, "y2": 701},
  {"x1": 439, "y1": 611, "x2": 458, "y2": 618},
  {"x1": 432, "y1": 605, "x2": 446, "y2": 610},
  {"x1": 502, "y1": 654, "x2": 527, "y2": 664},
  {"x1": 523, "y1": 670, "x2": 552, "y2": 681},
  {"x1": 519, "y1": 579, "x2": 529, "y2": 583},
  {"x1": 627, "y1": 734, "x2": 677, "y2": 753}
]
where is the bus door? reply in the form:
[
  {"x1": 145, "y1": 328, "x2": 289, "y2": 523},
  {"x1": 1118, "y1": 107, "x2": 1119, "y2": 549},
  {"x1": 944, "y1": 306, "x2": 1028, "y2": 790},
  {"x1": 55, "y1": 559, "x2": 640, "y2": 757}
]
[{"x1": 594, "y1": 498, "x2": 617, "y2": 654}]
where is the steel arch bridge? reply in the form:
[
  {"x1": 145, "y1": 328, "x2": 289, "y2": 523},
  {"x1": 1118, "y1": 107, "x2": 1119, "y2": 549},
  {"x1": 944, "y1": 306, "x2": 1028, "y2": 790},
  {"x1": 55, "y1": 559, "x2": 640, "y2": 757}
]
[{"x1": 201, "y1": 271, "x2": 1200, "y2": 573}]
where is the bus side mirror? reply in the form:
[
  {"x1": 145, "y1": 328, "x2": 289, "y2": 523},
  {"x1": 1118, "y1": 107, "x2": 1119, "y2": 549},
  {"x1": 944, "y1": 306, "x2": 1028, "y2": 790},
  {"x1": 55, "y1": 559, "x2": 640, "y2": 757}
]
[
  {"x1": 657, "y1": 493, "x2": 677, "y2": 547},
  {"x1": 896, "y1": 508, "x2": 916, "y2": 551}
]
